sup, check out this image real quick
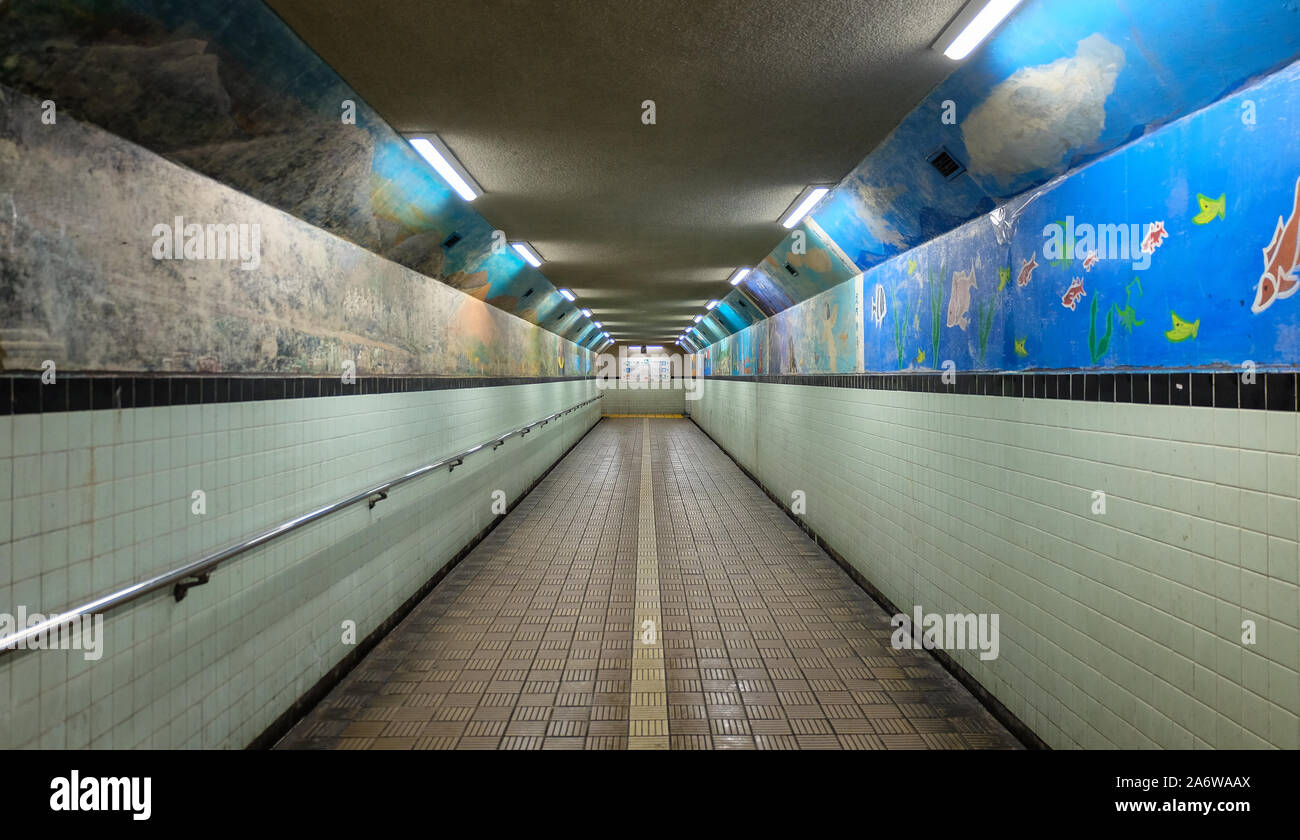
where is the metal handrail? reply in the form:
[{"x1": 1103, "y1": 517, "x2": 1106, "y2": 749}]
[{"x1": 0, "y1": 394, "x2": 603, "y2": 657}]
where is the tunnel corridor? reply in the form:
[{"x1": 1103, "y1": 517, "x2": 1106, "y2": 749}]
[
  {"x1": 277, "y1": 418, "x2": 1019, "y2": 751},
  {"x1": 0, "y1": 0, "x2": 1297, "y2": 825}
]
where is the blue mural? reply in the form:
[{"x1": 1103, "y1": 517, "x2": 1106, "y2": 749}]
[
  {"x1": 704, "y1": 56, "x2": 1300, "y2": 375},
  {"x1": 864, "y1": 59, "x2": 1300, "y2": 373},
  {"x1": 716, "y1": 0, "x2": 1300, "y2": 347}
]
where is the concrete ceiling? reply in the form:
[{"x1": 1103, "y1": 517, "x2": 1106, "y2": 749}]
[{"x1": 266, "y1": 0, "x2": 966, "y2": 344}]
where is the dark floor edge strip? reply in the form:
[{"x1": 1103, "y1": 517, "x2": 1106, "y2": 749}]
[
  {"x1": 685, "y1": 413, "x2": 1050, "y2": 752},
  {"x1": 251, "y1": 413, "x2": 605, "y2": 750}
]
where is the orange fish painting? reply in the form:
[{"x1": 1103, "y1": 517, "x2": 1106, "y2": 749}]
[
  {"x1": 1253, "y1": 175, "x2": 1300, "y2": 314},
  {"x1": 1140, "y1": 220, "x2": 1168, "y2": 254},
  {"x1": 1016, "y1": 255, "x2": 1038, "y2": 287},
  {"x1": 1061, "y1": 277, "x2": 1086, "y2": 311},
  {"x1": 1082, "y1": 251, "x2": 1099, "y2": 271}
]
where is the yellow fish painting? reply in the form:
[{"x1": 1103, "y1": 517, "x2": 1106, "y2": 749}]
[
  {"x1": 907, "y1": 258, "x2": 918, "y2": 276},
  {"x1": 1193, "y1": 193, "x2": 1225, "y2": 224},
  {"x1": 915, "y1": 348, "x2": 926, "y2": 364},
  {"x1": 1165, "y1": 311, "x2": 1200, "y2": 342},
  {"x1": 998, "y1": 267, "x2": 1011, "y2": 291},
  {"x1": 1013, "y1": 337, "x2": 1028, "y2": 357}
]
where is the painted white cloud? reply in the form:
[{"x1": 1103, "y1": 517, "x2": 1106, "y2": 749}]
[{"x1": 961, "y1": 34, "x2": 1126, "y2": 180}]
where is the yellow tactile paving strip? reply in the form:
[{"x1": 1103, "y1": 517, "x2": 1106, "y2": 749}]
[
  {"x1": 276, "y1": 418, "x2": 1021, "y2": 750},
  {"x1": 629, "y1": 419, "x2": 669, "y2": 748}
]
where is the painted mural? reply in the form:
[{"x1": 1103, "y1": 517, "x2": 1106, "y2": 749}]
[
  {"x1": 0, "y1": 0, "x2": 601, "y2": 349},
  {"x1": 700, "y1": 57, "x2": 1300, "y2": 375},
  {"x1": 0, "y1": 85, "x2": 594, "y2": 376},
  {"x1": 703, "y1": 0, "x2": 1300, "y2": 347}
]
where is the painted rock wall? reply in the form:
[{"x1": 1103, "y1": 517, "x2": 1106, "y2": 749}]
[
  {"x1": 0, "y1": 85, "x2": 594, "y2": 377},
  {"x1": 0, "y1": 0, "x2": 598, "y2": 347}
]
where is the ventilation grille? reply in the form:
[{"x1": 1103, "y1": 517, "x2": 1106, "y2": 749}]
[
  {"x1": 784, "y1": 262, "x2": 799, "y2": 277},
  {"x1": 441, "y1": 232, "x2": 462, "y2": 249},
  {"x1": 927, "y1": 147, "x2": 965, "y2": 180}
]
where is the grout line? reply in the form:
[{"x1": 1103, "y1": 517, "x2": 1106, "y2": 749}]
[{"x1": 629, "y1": 417, "x2": 669, "y2": 749}]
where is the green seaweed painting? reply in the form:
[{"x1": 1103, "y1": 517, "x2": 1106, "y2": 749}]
[
  {"x1": 1084, "y1": 278, "x2": 1146, "y2": 364},
  {"x1": 1087, "y1": 293, "x2": 1115, "y2": 364},
  {"x1": 890, "y1": 280, "x2": 919, "y2": 369},
  {"x1": 1115, "y1": 277, "x2": 1145, "y2": 334},
  {"x1": 928, "y1": 261, "x2": 945, "y2": 367},
  {"x1": 976, "y1": 294, "x2": 998, "y2": 365}
]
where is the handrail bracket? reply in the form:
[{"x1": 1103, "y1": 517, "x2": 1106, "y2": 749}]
[{"x1": 173, "y1": 572, "x2": 211, "y2": 602}]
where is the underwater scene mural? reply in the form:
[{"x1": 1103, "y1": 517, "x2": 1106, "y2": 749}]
[
  {"x1": 0, "y1": 0, "x2": 600, "y2": 348},
  {"x1": 700, "y1": 57, "x2": 1300, "y2": 375},
  {"x1": 702, "y1": 0, "x2": 1300, "y2": 344}
]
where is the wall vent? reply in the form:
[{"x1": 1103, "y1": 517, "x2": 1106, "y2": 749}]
[
  {"x1": 784, "y1": 262, "x2": 799, "y2": 276},
  {"x1": 441, "y1": 232, "x2": 462, "y2": 248},
  {"x1": 522, "y1": 287, "x2": 534, "y2": 298},
  {"x1": 927, "y1": 147, "x2": 965, "y2": 180}
]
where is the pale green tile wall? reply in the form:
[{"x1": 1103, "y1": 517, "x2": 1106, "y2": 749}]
[
  {"x1": 600, "y1": 386, "x2": 687, "y2": 415},
  {"x1": 0, "y1": 380, "x2": 599, "y2": 748},
  {"x1": 695, "y1": 379, "x2": 1299, "y2": 749}
]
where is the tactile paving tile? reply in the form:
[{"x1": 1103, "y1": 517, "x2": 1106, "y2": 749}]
[{"x1": 275, "y1": 418, "x2": 1021, "y2": 751}]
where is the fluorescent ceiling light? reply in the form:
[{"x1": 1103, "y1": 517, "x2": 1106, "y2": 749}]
[
  {"x1": 729, "y1": 268, "x2": 750, "y2": 286},
  {"x1": 781, "y1": 186, "x2": 830, "y2": 229},
  {"x1": 706, "y1": 299, "x2": 719, "y2": 310},
  {"x1": 593, "y1": 320, "x2": 602, "y2": 328},
  {"x1": 646, "y1": 345, "x2": 663, "y2": 350},
  {"x1": 934, "y1": 0, "x2": 1023, "y2": 61},
  {"x1": 407, "y1": 135, "x2": 481, "y2": 201},
  {"x1": 558, "y1": 288, "x2": 576, "y2": 301},
  {"x1": 581, "y1": 308, "x2": 592, "y2": 317},
  {"x1": 511, "y1": 241, "x2": 543, "y2": 267},
  {"x1": 693, "y1": 314, "x2": 703, "y2": 323}
]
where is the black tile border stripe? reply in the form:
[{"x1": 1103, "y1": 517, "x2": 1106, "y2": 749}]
[
  {"x1": 685, "y1": 413, "x2": 1048, "y2": 751},
  {"x1": 0, "y1": 374, "x2": 594, "y2": 415},
  {"x1": 701, "y1": 371, "x2": 1298, "y2": 412}
]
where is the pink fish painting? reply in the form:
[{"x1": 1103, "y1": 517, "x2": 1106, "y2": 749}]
[
  {"x1": 1140, "y1": 220, "x2": 1168, "y2": 254},
  {"x1": 1016, "y1": 255, "x2": 1038, "y2": 287},
  {"x1": 947, "y1": 263, "x2": 978, "y2": 330},
  {"x1": 1082, "y1": 251, "x2": 1099, "y2": 271},
  {"x1": 1252, "y1": 175, "x2": 1300, "y2": 314},
  {"x1": 1061, "y1": 277, "x2": 1086, "y2": 311}
]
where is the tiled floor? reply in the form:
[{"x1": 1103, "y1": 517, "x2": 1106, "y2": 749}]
[{"x1": 276, "y1": 418, "x2": 1021, "y2": 750}]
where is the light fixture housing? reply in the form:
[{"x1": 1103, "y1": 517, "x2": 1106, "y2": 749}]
[
  {"x1": 693, "y1": 314, "x2": 703, "y2": 323},
  {"x1": 593, "y1": 320, "x2": 602, "y2": 328},
  {"x1": 780, "y1": 185, "x2": 831, "y2": 229},
  {"x1": 511, "y1": 241, "x2": 543, "y2": 267},
  {"x1": 933, "y1": 0, "x2": 1023, "y2": 61},
  {"x1": 407, "y1": 135, "x2": 482, "y2": 201},
  {"x1": 558, "y1": 288, "x2": 577, "y2": 302},
  {"x1": 581, "y1": 308, "x2": 592, "y2": 317},
  {"x1": 728, "y1": 268, "x2": 750, "y2": 286},
  {"x1": 706, "y1": 299, "x2": 719, "y2": 310}
]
